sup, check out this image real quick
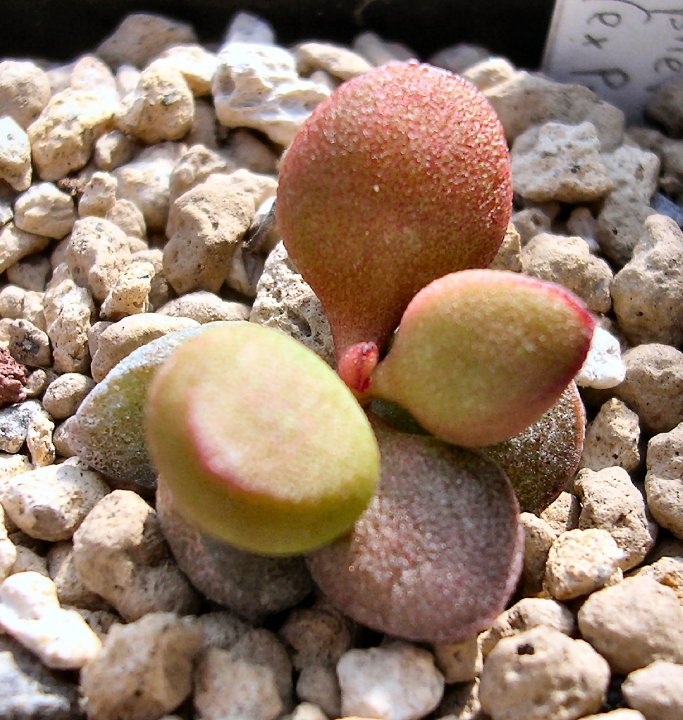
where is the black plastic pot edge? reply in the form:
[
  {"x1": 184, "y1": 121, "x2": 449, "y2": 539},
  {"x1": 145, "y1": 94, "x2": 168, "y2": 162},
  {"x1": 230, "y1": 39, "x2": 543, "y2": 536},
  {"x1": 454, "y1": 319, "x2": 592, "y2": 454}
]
[{"x1": 2, "y1": 0, "x2": 555, "y2": 69}]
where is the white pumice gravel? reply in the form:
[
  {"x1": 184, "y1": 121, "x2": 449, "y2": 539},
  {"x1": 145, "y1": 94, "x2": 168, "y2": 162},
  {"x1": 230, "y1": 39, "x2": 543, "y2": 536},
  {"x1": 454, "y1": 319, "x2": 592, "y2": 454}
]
[{"x1": 1, "y1": 8, "x2": 683, "y2": 718}]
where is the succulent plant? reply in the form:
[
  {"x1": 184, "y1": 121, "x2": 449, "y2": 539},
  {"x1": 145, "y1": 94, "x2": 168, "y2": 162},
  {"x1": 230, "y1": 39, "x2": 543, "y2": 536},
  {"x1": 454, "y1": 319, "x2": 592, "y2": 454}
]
[
  {"x1": 80, "y1": 61, "x2": 596, "y2": 644},
  {"x1": 276, "y1": 61, "x2": 512, "y2": 391}
]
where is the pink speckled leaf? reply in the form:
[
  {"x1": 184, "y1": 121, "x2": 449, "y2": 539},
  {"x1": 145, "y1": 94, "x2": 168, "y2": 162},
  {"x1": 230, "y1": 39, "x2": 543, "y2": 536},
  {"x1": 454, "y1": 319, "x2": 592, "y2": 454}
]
[
  {"x1": 369, "y1": 269, "x2": 594, "y2": 447},
  {"x1": 307, "y1": 417, "x2": 523, "y2": 643},
  {"x1": 276, "y1": 62, "x2": 512, "y2": 387}
]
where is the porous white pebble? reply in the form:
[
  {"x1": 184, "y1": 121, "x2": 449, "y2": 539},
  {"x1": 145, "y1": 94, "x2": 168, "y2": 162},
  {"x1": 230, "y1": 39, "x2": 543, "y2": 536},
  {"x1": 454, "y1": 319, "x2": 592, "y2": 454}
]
[
  {"x1": 580, "y1": 398, "x2": 640, "y2": 472},
  {"x1": 577, "y1": 576, "x2": 683, "y2": 673},
  {"x1": 540, "y1": 491, "x2": 580, "y2": 535},
  {"x1": 212, "y1": 41, "x2": 330, "y2": 146},
  {"x1": 78, "y1": 171, "x2": 118, "y2": 218},
  {"x1": 622, "y1": 660, "x2": 683, "y2": 720},
  {"x1": 81, "y1": 611, "x2": 202, "y2": 720},
  {"x1": 575, "y1": 466, "x2": 657, "y2": 570},
  {"x1": 24, "y1": 405, "x2": 55, "y2": 466},
  {"x1": 0, "y1": 571, "x2": 101, "y2": 669},
  {"x1": 337, "y1": 643, "x2": 445, "y2": 720},
  {"x1": 0, "y1": 285, "x2": 46, "y2": 330},
  {"x1": 0, "y1": 505, "x2": 17, "y2": 581},
  {"x1": 295, "y1": 42, "x2": 372, "y2": 80},
  {"x1": 72, "y1": 489, "x2": 200, "y2": 621},
  {"x1": 47, "y1": 541, "x2": 111, "y2": 610},
  {"x1": 519, "y1": 511, "x2": 555, "y2": 593},
  {"x1": 99, "y1": 259, "x2": 156, "y2": 320},
  {"x1": 612, "y1": 214, "x2": 683, "y2": 347},
  {"x1": 575, "y1": 326, "x2": 626, "y2": 389},
  {"x1": 14, "y1": 182, "x2": 76, "y2": 239},
  {"x1": 645, "y1": 422, "x2": 683, "y2": 539},
  {"x1": 2, "y1": 457, "x2": 109, "y2": 541},
  {"x1": 432, "y1": 634, "x2": 481, "y2": 683},
  {"x1": 544, "y1": 528, "x2": 624, "y2": 600},
  {"x1": 94, "y1": 129, "x2": 138, "y2": 171},
  {"x1": 6, "y1": 255, "x2": 51, "y2": 291},
  {"x1": 250, "y1": 242, "x2": 335, "y2": 366},
  {"x1": 0, "y1": 116, "x2": 31, "y2": 191},
  {"x1": 158, "y1": 291, "x2": 250, "y2": 323},
  {"x1": 480, "y1": 627, "x2": 609, "y2": 720},
  {"x1": 2, "y1": 317, "x2": 51, "y2": 368},
  {"x1": 158, "y1": 44, "x2": 219, "y2": 96}
]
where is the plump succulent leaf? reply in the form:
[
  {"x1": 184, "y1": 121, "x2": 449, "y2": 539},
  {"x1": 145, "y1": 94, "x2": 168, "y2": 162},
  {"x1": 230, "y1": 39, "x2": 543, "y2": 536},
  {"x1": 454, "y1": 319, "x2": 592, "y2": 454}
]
[
  {"x1": 481, "y1": 382, "x2": 586, "y2": 513},
  {"x1": 307, "y1": 417, "x2": 523, "y2": 644},
  {"x1": 276, "y1": 61, "x2": 512, "y2": 384},
  {"x1": 156, "y1": 479, "x2": 313, "y2": 619},
  {"x1": 145, "y1": 322, "x2": 380, "y2": 556},
  {"x1": 70, "y1": 324, "x2": 218, "y2": 496},
  {"x1": 368, "y1": 269, "x2": 594, "y2": 447}
]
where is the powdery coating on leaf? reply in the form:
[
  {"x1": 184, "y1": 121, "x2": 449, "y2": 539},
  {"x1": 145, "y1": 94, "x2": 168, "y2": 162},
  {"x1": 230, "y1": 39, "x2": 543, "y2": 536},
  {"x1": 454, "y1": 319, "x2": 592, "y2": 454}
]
[
  {"x1": 307, "y1": 419, "x2": 523, "y2": 643},
  {"x1": 71, "y1": 325, "x2": 213, "y2": 495},
  {"x1": 370, "y1": 270, "x2": 594, "y2": 447},
  {"x1": 482, "y1": 383, "x2": 585, "y2": 514},
  {"x1": 276, "y1": 61, "x2": 512, "y2": 367},
  {"x1": 156, "y1": 480, "x2": 312, "y2": 619}
]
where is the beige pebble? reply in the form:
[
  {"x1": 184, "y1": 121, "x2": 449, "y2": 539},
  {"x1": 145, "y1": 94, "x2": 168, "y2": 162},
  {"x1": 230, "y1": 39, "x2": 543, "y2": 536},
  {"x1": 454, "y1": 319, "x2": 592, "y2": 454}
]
[
  {"x1": 93, "y1": 129, "x2": 138, "y2": 171},
  {"x1": 158, "y1": 291, "x2": 250, "y2": 324},
  {"x1": 42, "y1": 373, "x2": 96, "y2": 420},
  {"x1": 337, "y1": 643, "x2": 444, "y2": 720},
  {"x1": 3, "y1": 318, "x2": 51, "y2": 368},
  {"x1": 0, "y1": 223, "x2": 50, "y2": 275},
  {"x1": 521, "y1": 233, "x2": 612, "y2": 313},
  {"x1": 575, "y1": 466, "x2": 657, "y2": 571},
  {"x1": 489, "y1": 222, "x2": 522, "y2": 272},
  {"x1": 118, "y1": 60, "x2": 194, "y2": 144},
  {"x1": 578, "y1": 576, "x2": 683, "y2": 674},
  {"x1": 432, "y1": 634, "x2": 481, "y2": 683},
  {"x1": 250, "y1": 242, "x2": 334, "y2": 366},
  {"x1": 511, "y1": 121, "x2": 613, "y2": 203},
  {"x1": 47, "y1": 541, "x2": 111, "y2": 610},
  {"x1": 480, "y1": 70, "x2": 624, "y2": 149},
  {"x1": 0, "y1": 504, "x2": 17, "y2": 581},
  {"x1": 0, "y1": 571, "x2": 101, "y2": 669},
  {"x1": 168, "y1": 143, "x2": 233, "y2": 205},
  {"x1": 296, "y1": 664, "x2": 341, "y2": 718},
  {"x1": 96, "y1": 12, "x2": 198, "y2": 68},
  {"x1": 78, "y1": 172, "x2": 118, "y2": 218},
  {"x1": 10, "y1": 543, "x2": 48, "y2": 577},
  {"x1": 0, "y1": 60, "x2": 51, "y2": 128},
  {"x1": 511, "y1": 206, "x2": 553, "y2": 244},
  {"x1": 3, "y1": 457, "x2": 108, "y2": 541},
  {"x1": 25, "y1": 407, "x2": 55, "y2": 467},
  {"x1": 43, "y1": 270, "x2": 96, "y2": 374},
  {"x1": 0, "y1": 285, "x2": 46, "y2": 331},
  {"x1": 6, "y1": 255, "x2": 51, "y2": 291},
  {"x1": 352, "y1": 31, "x2": 416, "y2": 66},
  {"x1": 52, "y1": 416, "x2": 79, "y2": 459},
  {"x1": 479, "y1": 597, "x2": 576, "y2": 658},
  {"x1": 612, "y1": 214, "x2": 683, "y2": 347},
  {"x1": 28, "y1": 88, "x2": 117, "y2": 181},
  {"x1": 0, "y1": 116, "x2": 31, "y2": 191},
  {"x1": 544, "y1": 528, "x2": 624, "y2": 600},
  {"x1": 105, "y1": 198, "x2": 147, "y2": 238},
  {"x1": 479, "y1": 626, "x2": 609, "y2": 720},
  {"x1": 99, "y1": 259, "x2": 155, "y2": 320},
  {"x1": 113, "y1": 142, "x2": 186, "y2": 231},
  {"x1": 164, "y1": 172, "x2": 256, "y2": 294},
  {"x1": 194, "y1": 646, "x2": 284, "y2": 720},
  {"x1": 224, "y1": 129, "x2": 278, "y2": 175},
  {"x1": 463, "y1": 56, "x2": 518, "y2": 92},
  {"x1": 158, "y1": 44, "x2": 218, "y2": 96},
  {"x1": 81, "y1": 612, "x2": 201, "y2": 720},
  {"x1": 645, "y1": 422, "x2": 683, "y2": 539},
  {"x1": 646, "y1": 74, "x2": 683, "y2": 136},
  {"x1": 89, "y1": 313, "x2": 199, "y2": 381},
  {"x1": 614, "y1": 343, "x2": 683, "y2": 435},
  {"x1": 72, "y1": 490, "x2": 200, "y2": 621},
  {"x1": 629, "y1": 554, "x2": 683, "y2": 606},
  {"x1": 580, "y1": 398, "x2": 640, "y2": 472},
  {"x1": 428, "y1": 43, "x2": 489, "y2": 74},
  {"x1": 540, "y1": 491, "x2": 581, "y2": 535},
  {"x1": 519, "y1": 511, "x2": 556, "y2": 593},
  {"x1": 622, "y1": 660, "x2": 683, "y2": 720},
  {"x1": 295, "y1": 42, "x2": 372, "y2": 80},
  {"x1": 14, "y1": 182, "x2": 76, "y2": 239}
]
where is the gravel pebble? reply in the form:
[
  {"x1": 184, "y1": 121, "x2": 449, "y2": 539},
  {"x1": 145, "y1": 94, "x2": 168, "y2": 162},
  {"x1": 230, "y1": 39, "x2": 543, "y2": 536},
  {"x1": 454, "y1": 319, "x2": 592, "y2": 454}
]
[
  {"x1": 621, "y1": 660, "x2": 683, "y2": 720},
  {"x1": 14, "y1": 183, "x2": 76, "y2": 240},
  {"x1": 42, "y1": 373, "x2": 96, "y2": 420},
  {"x1": 81, "y1": 611, "x2": 202, "y2": 720},
  {"x1": 432, "y1": 635, "x2": 481, "y2": 683},
  {"x1": 0, "y1": 571, "x2": 101, "y2": 669},
  {"x1": 479, "y1": 626, "x2": 610, "y2": 720},
  {"x1": 0, "y1": 60, "x2": 51, "y2": 129},
  {"x1": 72, "y1": 489, "x2": 200, "y2": 621},
  {"x1": 296, "y1": 664, "x2": 340, "y2": 718},
  {"x1": 337, "y1": 643, "x2": 445, "y2": 720},
  {"x1": 574, "y1": 326, "x2": 626, "y2": 390},
  {"x1": 577, "y1": 576, "x2": 683, "y2": 674},
  {"x1": 645, "y1": 422, "x2": 683, "y2": 539},
  {"x1": 580, "y1": 398, "x2": 641, "y2": 472}
]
